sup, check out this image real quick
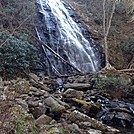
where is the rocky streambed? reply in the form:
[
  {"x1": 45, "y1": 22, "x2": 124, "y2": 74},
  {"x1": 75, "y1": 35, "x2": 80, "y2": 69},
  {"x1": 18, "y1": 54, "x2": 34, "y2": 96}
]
[{"x1": 0, "y1": 72, "x2": 134, "y2": 134}]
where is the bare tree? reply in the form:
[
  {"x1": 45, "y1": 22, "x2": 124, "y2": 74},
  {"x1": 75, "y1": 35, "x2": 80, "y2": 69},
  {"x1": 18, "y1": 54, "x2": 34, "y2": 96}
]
[{"x1": 103, "y1": 0, "x2": 119, "y2": 70}]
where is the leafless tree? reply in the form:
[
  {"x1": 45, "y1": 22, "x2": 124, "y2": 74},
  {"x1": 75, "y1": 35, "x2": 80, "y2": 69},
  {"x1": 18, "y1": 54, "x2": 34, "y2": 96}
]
[{"x1": 103, "y1": 0, "x2": 119, "y2": 70}]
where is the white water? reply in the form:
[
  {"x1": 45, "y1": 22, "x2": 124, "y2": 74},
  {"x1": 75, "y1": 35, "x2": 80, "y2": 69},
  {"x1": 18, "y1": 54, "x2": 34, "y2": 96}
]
[{"x1": 36, "y1": 0, "x2": 100, "y2": 73}]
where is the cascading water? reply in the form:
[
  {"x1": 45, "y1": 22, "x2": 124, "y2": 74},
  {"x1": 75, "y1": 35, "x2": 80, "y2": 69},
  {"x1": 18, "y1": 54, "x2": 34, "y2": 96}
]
[{"x1": 35, "y1": 0, "x2": 103, "y2": 75}]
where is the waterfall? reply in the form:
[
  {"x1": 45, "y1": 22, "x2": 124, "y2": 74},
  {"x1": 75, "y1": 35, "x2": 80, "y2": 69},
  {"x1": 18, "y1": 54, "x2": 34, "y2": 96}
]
[{"x1": 35, "y1": 0, "x2": 103, "y2": 75}]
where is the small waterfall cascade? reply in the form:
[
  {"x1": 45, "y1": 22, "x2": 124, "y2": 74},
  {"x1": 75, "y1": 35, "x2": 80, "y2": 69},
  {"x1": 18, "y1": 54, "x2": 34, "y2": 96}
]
[{"x1": 35, "y1": 0, "x2": 103, "y2": 75}]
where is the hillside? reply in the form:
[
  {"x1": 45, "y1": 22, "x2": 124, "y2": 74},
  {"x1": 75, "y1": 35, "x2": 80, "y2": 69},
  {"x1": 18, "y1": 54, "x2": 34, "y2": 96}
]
[
  {"x1": 0, "y1": 0, "x2": 134, "y2": 134},
  {"x1": 65, "y1": 0, "x2": 134, "y2": 69}
]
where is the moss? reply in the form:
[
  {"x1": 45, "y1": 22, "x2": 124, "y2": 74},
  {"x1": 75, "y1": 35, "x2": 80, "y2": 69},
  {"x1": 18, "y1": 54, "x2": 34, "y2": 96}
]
[
  {"x1": 72, "y1": 98, "x2": 101, "y2": 111},
  {"x1": 72, "y1": 98, "x2": 89, "y2": 106},
  {"x1": 46, "y1": 127, "x2": 63, "y2": 134},
  {"x1": 16, "y1": 114, "x2": 38, "y2": 134},
  {"x1": 46, "y1": 130, "x2": 55, "y2": 134}
]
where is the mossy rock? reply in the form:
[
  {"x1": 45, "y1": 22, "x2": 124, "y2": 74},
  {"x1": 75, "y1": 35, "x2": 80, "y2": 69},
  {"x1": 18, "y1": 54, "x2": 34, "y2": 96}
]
[{"x1": 46, "y1": 127, "x2": 63, "y2": 134}]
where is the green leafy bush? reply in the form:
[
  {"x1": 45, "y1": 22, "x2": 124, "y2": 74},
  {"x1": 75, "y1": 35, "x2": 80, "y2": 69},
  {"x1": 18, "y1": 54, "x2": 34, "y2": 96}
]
[
  {"x1": 16, "y1": 114, "x2": 38, "y2": 134},
  {"x1": 0, "y1": 32, "x2": 38, "y2": 74},
  {"x1": 94, "y1": 73, "x2": 130, "y2": 90}
]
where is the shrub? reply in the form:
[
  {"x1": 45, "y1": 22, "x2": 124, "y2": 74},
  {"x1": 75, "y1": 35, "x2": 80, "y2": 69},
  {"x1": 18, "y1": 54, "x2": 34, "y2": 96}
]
[
  {"x1": 16, "y1": 114, "x2": 37, "y2": 134},
  {"x1": 0, "y1": 32, "x2": 38, "y2": 74},
  {"x1": 120, "y1": 35, "x2": 134, "y2": 55},
  {"x1": 93, "y1": 72, "x2": 130, "y2": 90}
]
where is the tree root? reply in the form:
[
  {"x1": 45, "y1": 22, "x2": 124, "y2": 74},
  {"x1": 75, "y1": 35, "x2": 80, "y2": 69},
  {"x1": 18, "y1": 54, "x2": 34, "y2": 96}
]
[{"x1": 101, "y1": 63, "x2": 116, "y2": 72}]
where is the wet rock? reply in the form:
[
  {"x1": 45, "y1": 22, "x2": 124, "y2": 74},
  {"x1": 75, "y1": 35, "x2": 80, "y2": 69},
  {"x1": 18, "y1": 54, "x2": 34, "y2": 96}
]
[
  {"x1": 68, "y1": 110, "x2": 115, "y2": 132},
  {"x1": 44, "y1": 96, "x2": 66, "y2": 114},
  {"x1": 1, "y1": 73, "x2": 133, "y2": 133},
  {"x1": 94, "y1": 98, "x2": 134, "y2": 128},
  {"x1": 87, "y1": 129, "x2": 102, "y2": 134},
  {"x1": 63, "y1": 88, "x2": 84, "y2": 99},
  {"x1": 36, "y1": 114, "x2": 52, "y2": 126},
  {"x1": 68, "y1": 110, "x2": 119, "y2": 132},
  {"x1": 64, "y1": 83, "x2": 91, "y2": 91},
  {"x1": 115, "y1": 112, "x2": 132, "y2": 121},
  {"x1": 56, "y1": 78, "x2": 64, "y2": 92},
  {"x1": 115, "y1": 112, "x2": 133, "y2": 127}
]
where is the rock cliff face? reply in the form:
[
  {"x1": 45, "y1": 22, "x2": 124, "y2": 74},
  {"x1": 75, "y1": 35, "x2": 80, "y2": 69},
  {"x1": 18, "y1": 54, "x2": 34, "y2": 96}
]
[{"x1": 35, "y1": 0, "x2": 105, "y2": 76}]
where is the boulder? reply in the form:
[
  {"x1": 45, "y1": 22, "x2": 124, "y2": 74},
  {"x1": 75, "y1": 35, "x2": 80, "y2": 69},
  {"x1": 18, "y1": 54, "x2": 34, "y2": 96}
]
[
  {"x1": 44, "y1": 97, "x2": 66, "y2": 114},
  {"x1": 36, "y1": 114, "x2": 52, "y2": 126},
  {"x1": 87, "y1": 129, "x2": 102, "y2": 134},
  {"x1": 67, "y1": 123, "x2": 83, "y2": 134},
  {"x1": 63, "y1": 88, "x2": 84, "y2": 99},
  {"x1": 78, "y1": 122, "x2": 92, "y2": 129},
  {"x1": 29, "y1": 106, "x2": 47, "y2": 119},
  {"x1": 68, "y1": 110, "x2": 107, "y2": 131}
]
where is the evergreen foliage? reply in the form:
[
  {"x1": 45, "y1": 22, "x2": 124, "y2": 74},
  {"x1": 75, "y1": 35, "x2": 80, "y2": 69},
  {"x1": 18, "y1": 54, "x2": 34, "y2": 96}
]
[{"x1": 0, "y1": 32, "x2": 38, "y2": 74}]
